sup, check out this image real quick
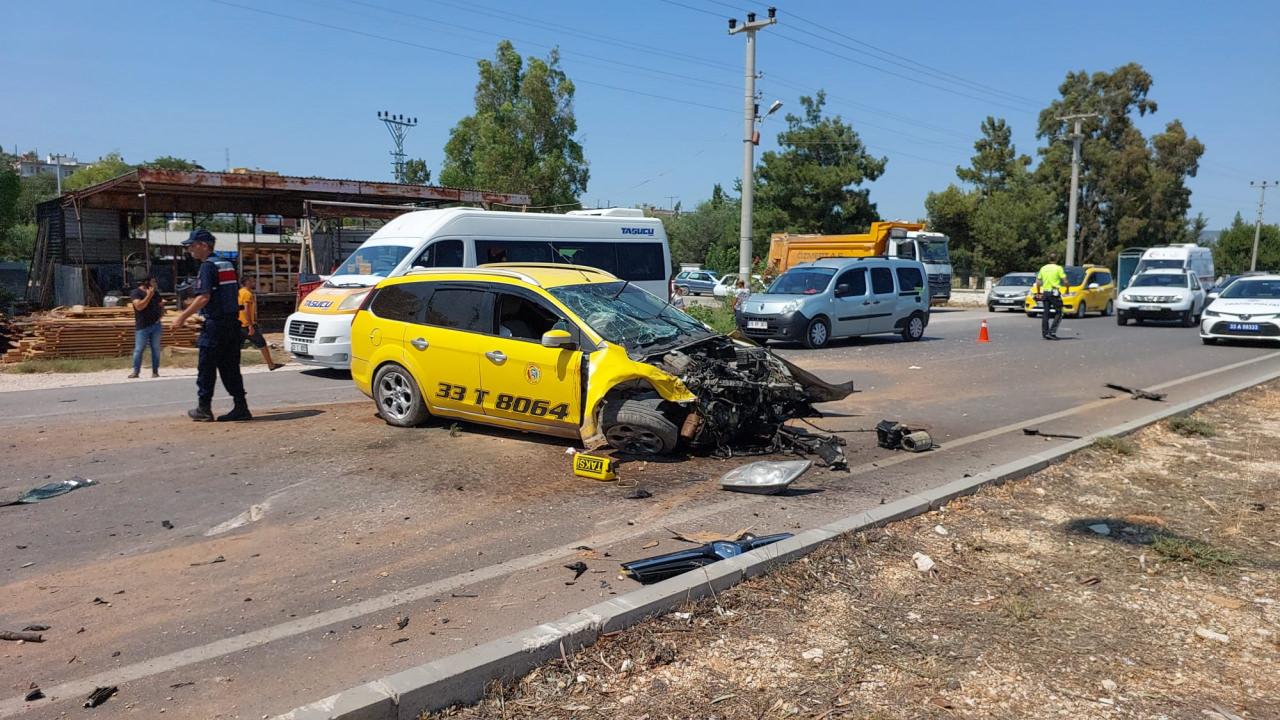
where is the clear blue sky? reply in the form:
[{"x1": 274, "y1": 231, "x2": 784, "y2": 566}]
[{"x1": 3, "y1": 0, "x2": 1277, "y2": 228}]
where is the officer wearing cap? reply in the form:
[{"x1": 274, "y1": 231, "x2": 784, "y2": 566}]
[{"x1": 171, "y1": 228, "x2": 252, "y2": 421}]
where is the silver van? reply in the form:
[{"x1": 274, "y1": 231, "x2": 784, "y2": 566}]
[{"x1": 735, "y1": 257, "x2": 931, "y2": 348}]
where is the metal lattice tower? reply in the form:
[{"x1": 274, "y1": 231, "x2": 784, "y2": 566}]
[{"x1": 377, "y1": 111, "x2": 418, "y2": 183}]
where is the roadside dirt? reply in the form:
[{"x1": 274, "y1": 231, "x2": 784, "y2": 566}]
[{"x1": 431, "y1": 381, "x2": 1280, "y2": 719}]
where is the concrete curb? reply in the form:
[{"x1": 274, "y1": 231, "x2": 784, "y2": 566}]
[{"x1": 277, "y1": 369, "x2": 1280, "y2": 720}]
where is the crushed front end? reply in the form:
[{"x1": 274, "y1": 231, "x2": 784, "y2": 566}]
[{"x1": 650, "y1": 336, "x2": 855, "y2": 468}]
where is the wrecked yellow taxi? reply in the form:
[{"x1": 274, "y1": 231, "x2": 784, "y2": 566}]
[{"x1": 350, "y1": 264, "x2": 853, "y2": 462}]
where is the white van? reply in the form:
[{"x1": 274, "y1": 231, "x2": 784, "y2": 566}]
[
  {"x1": 1135, "y1": 244, "x2": 1214, "y2": 289},
  {"x1": 284, "y1": 207, "x2": 671, "y2": 369}
]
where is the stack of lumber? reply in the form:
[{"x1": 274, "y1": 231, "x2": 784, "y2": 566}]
[{"x1": 1, "y1": 306, "x2": 200, "y2": 363}]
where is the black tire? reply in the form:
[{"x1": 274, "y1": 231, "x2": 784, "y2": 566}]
[
  {"x1": 1103, "y1": 300, "x2": 1114, "y2": 317},
  {"x1": 601, "y1": 398, "x2": 679, "y2": 455},
  {"x1": 803, "y1": 316, "x2": 831, "y2": 349},
  {"x1": 1201, "y1": 336, "x2": 1217, "y2": 345},
  {"x1": 987, "y1": 305, "x2": 994, "y2": 313},
  {"x1": 901, "y1": 312, "x2": 926, "y2": 341},
  {"x1": 1117, "y1": 315, "x2": 1128, "y2": 326},
  {"x1": 373, "y1": 363, "x2": 429, "y2": 427},
  {"x1": 1075, "y1": 301, "x2": 1087, "y2": 318},
  {"x1": 1181, "y1": 311, "x2": 1195, "y2": 328}
]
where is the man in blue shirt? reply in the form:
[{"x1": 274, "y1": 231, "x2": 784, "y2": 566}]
[{"x1": 171, "y1": 229, "x2": 251, "y2": 421}]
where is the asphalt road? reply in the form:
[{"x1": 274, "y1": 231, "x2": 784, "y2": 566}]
[{"x1": 3, "y1": 308, "x2": 1279, "y2": 719}]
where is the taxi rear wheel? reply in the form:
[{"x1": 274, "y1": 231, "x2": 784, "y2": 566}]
[
  {"x1": 602, "y1": 399, "x2": 679, "y2": 455},
  {"x1": 374, "y1": 363, "x2": 429, "y2": 427}
]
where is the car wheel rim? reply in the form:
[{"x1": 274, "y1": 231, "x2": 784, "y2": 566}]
[
  {"x1": 810, "y1": 323, "x2": 827, "y2": 345},
  {"x1": 607, "y1": 424, "x2": 663, "y2": 454},
  {"x1": 377, "y1": 371, "x2": 414, "y2": 421},
  {"x1": 910, "y1": 317, "x2": 923, "y2": 338}
]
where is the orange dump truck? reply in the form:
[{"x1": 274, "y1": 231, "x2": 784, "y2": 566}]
[{"x1": 767, "y1": 221, "x2": 952, "y2": 304}]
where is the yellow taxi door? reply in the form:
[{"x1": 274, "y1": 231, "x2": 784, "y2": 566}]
[
  {"x1": 476, "y1": 289, "x2": 584, "y2": 431},
  {"x1": 400, "y1": 285, "x2": 488, "y2": 417}
]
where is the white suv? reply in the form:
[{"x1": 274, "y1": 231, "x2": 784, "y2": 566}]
[{"x1": 1116, "y1": 269, "x2": 1206, "y2": 327}]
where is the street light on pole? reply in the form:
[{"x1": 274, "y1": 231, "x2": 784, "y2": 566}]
[{"x1": 729, "y1": 7, "x2": 777, "y2": 281}]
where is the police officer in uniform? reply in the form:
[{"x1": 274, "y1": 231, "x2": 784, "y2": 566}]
[
  {"x1": 172, "y1": 229, "x2": 252, "y2": 421},
  {"x1": 1034, "y1": 260, "x2": 1068, "y2": 340}
]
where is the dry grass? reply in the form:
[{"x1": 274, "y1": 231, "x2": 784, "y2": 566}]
[
  {"x1": 2, "y1": 348, "x2": 264, "y2": 374},
  {"x1": 1092, "y1": 434, "x2": 1137, "y2": 455},
  {"x1": 1167, "y1": 414, "x2": 1217, "y2": 437},
  {"x1": 429, "y1": 382, "x2": 1280, "y2": 720}
]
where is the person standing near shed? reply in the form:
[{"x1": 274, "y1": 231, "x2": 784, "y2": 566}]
[
  {"x1": 239, "y1": 276, "x2": 283, "y2": 371},
  {"x1": 171, "y1": 229, "x2": 252, "y2": 421},
  {"x1": 128, "y1": 275, "x2": 164, "y2": 378}
]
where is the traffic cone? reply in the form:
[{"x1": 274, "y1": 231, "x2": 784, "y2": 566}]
[{"x1": 977, "y1": 319, "x2": 991, "y2": 343}]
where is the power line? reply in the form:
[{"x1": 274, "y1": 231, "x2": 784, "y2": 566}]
[
  {"x1": 338, "y1": 0, "x2": 741, "y2": 93},
  {"x1": 206, "y1": 0, "x2": 738, "y2": 116},
  {"x1": 773, "y1": 27, "x2": 1034, "y2": 114},
  {"x1": 784, "y1": 11, "x2": 1039, "y2": 106}
]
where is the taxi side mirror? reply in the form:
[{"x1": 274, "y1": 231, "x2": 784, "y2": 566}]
[
  {"x1": 1087, "y1": 282, "x2": 1099, "y2": 290},
  {"x1": 541, "y1": 328, "x2": 576, "y2": 349}
]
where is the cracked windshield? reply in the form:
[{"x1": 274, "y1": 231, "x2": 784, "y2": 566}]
[{"x1": 550, "y1": 281, "x2": 711, "y2": 354}]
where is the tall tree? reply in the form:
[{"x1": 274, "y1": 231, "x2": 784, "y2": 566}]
[
  {"x1": 663, "y1": 185, "x2": 740, "y2": 273},
  {"x1": 401, "y1": 158, "x2": 431, "y2": 185},
  {"x1": 1213, "y1": 212, "x2": 1280, "y2": 275},
  {"x1": 955, "y1": 116, "x2": 1030, "y2": 196},
  {"x1": 63, "y1": 152, "x2": 135, "y2": 191},
  {"x1": 1035, "y1": 63, "x2": 1203, "y2": 264},
  {"x1": 755, "y1": 91, "x2": 886, "y2": 237},
  {"x1": 141, "y1": 156, "x2": 205, "y2": 171},
  {"x1": 441, "y1": 41, "x2": 588, "y2": 206}
]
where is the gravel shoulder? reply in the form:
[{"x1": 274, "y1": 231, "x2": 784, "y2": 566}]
[{"x1": 431, "y1": 381, "x2": 1280, "y2": 720}]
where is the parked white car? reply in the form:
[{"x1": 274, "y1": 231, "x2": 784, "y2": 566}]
[
  {"x1": 1200, "y1": 274, "x2": 1280, "y2": 345},
  {"x1": 1116, "y1": 269, "x2": 1206, "y2": 327},
  {"x1": 712, "y1": 273, "x2": 765, "y2": 297}
]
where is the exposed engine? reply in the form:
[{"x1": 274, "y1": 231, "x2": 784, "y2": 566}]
[{"x1": 653, "y1": 336, "x2": 855, "y2": 468}]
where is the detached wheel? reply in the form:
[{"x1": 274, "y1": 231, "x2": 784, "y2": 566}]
[
  {"x1": 373, "y1": 363, "x2": 429, "y2": 427},
  {"x1": 803, "y1": 316, "x2": 831, "y2": 349},
  {"x1": 602, "y1": 398, "x2": 679, "y2": 455},
  {"x1": 901, "y1": 312, "x2": 926, "y2": 341}
]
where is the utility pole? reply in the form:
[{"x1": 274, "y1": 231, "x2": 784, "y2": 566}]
[
  {"x1": 1250, "y1": 180, "x2": 1276, "y2": 272},
  {"x1": 376, "y1": 111, "x2": 418, "y2": 183},
  {"x1": 1057, "y1": 113, "x2": 1099, "y2": 266},
  {"x1": 728, "y1": 7, "x2": 777, "y2": 280},
  {"x1": 51, "y1": 154, "x2": 65, "y2": 195}
]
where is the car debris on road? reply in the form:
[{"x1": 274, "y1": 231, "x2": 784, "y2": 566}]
[
  {"x1": 2, "y1": 476, "x2": 96, "y2": 506},
  {"x1": 1104, "y1": 382, "x2": 1166, "y2": 401},
  {"x1": 1022, "y1": 428, "x2": 1083, "y2": 440},
  {"x1": 620, "y1": 532, "x2": 793, "y2": 584},
  {"x1": 875, "y1": 420, "x2": 934, "y2": 452},
  {"x1": 83, "y1": 686, "x2": 118, "y2": 708},
  {"x1": 719, "y1": 460, "x2": 811, "y2": 495}
]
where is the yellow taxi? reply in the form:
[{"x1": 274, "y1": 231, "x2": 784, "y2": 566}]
[
  {"x1": 1024, "y1": 264, "x2": 1117, "y2": 318},
  {"x1": 350, "y1": 263, "x2": 852, "y2": 457}
]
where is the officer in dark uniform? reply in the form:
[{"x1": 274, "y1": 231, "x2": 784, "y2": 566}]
[{"x1": 171, "y1": 228, "x2": 252, "y2": 421}]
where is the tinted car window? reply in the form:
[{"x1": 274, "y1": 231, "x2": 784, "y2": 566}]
[
  {"x1": 896, "y1": 266, "x2": 924, "y2": 293},
  {"x1": 495, "y1": 293, "x2": 562, "y2": 342},
  {"x1": 871, "y1": 267, "x2": 895, "y2": 294},
  {"x1": 369, "y1": 284, "x2": 430, "y2": 322},
  {"x1": 615, "y1": 244, "x2": 666, "y2": 281},
  {"x1": 413, "y1": 239, "x2": 464, "y2": 268},
  {"x1": 423, "y1": 288, "x2": 489, "y2": 332},
  {"x1": 552, "y1": 242, "x2": 619, "y2": 275},
  {"x1": 836, "y1": 268, "x2": 867, "y2": 296},
  {"x1": 1093, "y1": 272, "x2": 1112, "y2": 285}
]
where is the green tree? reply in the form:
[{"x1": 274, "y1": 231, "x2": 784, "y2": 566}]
[
  {"x1": 15, "y1": 173, "x2": 58, "y2": 223},
  {"x1": 754, "y1": 91, "x2": 886, "y2": 237},
  {"x1": 1213, "y1": 213, "x2": 1280, "y2": 275},
  {"x1": 1035, "y1": 63, "x2": 1203, "y2": 263},
  {"x1": 63, "y1": 152, "x2": 135, "y2": 191},
  {"x1": 924, "y1": 184, "x2": 978, "y2": 271},
  {"x1": 663, "y1": 184, "x2": 740, "y2": 272},
  {"x1": 970, "y1": 177, "x2": 1060, "y2": 276},
  {"x1": 0, "y1": 165, "x2": 19, "y2": 230},
  {"x1": 955, "y1": 116, "x2": 1030, "y2": 196},
  {"x1": 401, "y1": 158, "x2": 431, "y2": 185},
  {"x1": 141, "y1": 156, "x2": 205, "y2": 171},
  {"x1": 441, "y1": 41, "x2": 588, "y2": 206}
]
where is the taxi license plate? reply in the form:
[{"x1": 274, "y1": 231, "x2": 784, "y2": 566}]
[
  {"x1": 291, "y1": 342, "x2": 309, "y2": 354},
  {"x1": 1228, "y1": 323, "x2": 1261, "y2": 333},
  {"x1": 747, "y1": 320, "x2": 768, "y2": 330}
]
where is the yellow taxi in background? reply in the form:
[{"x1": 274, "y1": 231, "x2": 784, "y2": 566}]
[{"x1": 1024, "y1": 264, "x2": 1117, "y2": 318}]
